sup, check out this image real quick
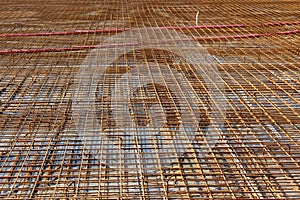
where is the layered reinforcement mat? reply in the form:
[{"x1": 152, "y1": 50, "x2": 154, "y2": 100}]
[{"x1": 0, "y1": 0, "x2": 300, "y2": 199}]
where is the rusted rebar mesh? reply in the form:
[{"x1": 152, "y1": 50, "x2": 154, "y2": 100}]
[{"x1": 0, "y1": 0, "x2": 299, "y2": 199}]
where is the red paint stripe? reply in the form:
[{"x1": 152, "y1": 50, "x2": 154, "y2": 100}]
[
  {"x1": 0, "y1": 30, "x2": 298, "y2": 55},
  {"x1": 1, "y1": 20, "x2": 299, "y2": 38}
]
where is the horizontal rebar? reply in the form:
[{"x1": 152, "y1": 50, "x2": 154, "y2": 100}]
[
  {"x1": 0, "y1": 29, "x2": 299, "y2": 55},
  {"x1": 1, "y1": 20, "x2": 300, "y2": 38}
]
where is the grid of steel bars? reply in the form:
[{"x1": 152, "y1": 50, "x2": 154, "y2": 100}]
[{"x1": 0, "y1": 0, "x2": 300, "y2": 199}]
